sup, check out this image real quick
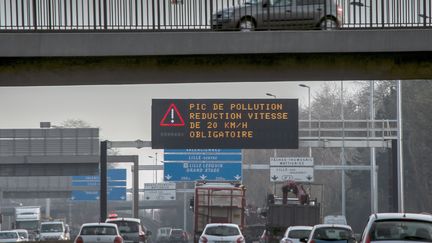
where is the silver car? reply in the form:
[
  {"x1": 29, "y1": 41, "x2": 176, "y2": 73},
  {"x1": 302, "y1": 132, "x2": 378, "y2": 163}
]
[
  {"x1": 212, "y1": 0, "x2": 342, "y2": 31},
  {"x1": 360, "y1": 213, "x2": 432, "y2": 243},
  {"x1": 0, "y1": 231, "x2": 24, "y2": 243},
  {"x1": 280, "y1": 226, "x2": 313, "y2": 243},
  {"x1": 105, "y1": 217, "x2": 150, "y2": 243}
]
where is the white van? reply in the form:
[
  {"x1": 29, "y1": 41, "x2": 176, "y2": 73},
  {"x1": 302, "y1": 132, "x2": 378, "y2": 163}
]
[
  {"x1": 38, "y1": 222, "x2": 70, "y2": 241},
  {"x1": 323, "y1": 215, "x2": 347, "y2": 225}
]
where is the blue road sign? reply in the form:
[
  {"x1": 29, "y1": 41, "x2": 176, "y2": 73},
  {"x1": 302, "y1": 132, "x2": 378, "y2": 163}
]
[
  {"x1": 72, "y1": 190, "x2": 99, "y2": 200},
  {"x1": 72, "y1": 169, "x2": 127, "y2": 201},
  {"x1": 163, "y1": 162, "x2": 242, "y2": 182},
  {"x1": 72, "y1": 181, "x2": 127, "y2": 187},
  {"x1": 72, "y1": 175, "x2": 99, "y2": 181},
  {"x1": 72, "y1": 188, "x2": 127, "y2": 201},
  {"x1": 164, "y1": 153, "x2": 242, "y2": 162},
  {"x1": 107, "y1": 187, "x2": 127, "y2": 200},
  {"x1": 72, "y1": 169, "x2": 127, "y2": 182},
  {"x1": 165, "y1": 149, "x2": 241, "y2": 154},
  {"x1": 107, "y1": 169, "x2": 127, "y2": 181}
]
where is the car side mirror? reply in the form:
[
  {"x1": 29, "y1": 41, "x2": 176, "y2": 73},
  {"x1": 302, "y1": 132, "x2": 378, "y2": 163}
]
[
  {"x1": 300, "y1": 237, "x2": 308, "y2": 243},
  {"x1": 348, "y1": 237, "x2": 357, "y2": 243}
]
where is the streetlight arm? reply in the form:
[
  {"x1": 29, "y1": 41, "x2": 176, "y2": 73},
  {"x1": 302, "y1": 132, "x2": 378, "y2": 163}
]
[{"x1": 266, "y1": 93, "x2": 277, "y2": 98}]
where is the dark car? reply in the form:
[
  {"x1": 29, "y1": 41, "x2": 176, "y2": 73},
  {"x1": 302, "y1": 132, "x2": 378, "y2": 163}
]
[
  {"x1": 244, "y1": 224, "x2": 266, "y2": 243},
  {"x1": 212, "y1": 0, "x2": 342, "y2": 31},
  {"x1": 168, "y1": 229, "x2": 188, "y2": 243}
]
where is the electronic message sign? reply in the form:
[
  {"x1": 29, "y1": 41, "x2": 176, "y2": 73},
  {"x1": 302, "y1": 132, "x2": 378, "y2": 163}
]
[{"x1": 152, "y1": 99, "x2": 298, "y2": 149}]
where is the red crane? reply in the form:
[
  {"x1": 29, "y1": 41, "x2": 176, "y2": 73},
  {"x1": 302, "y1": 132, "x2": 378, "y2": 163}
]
[{"x1": 281, "y1": 180, "x2": 310, "y2": 205}]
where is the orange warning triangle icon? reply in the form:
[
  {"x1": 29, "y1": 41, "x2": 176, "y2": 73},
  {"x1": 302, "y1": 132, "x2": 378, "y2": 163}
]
[{"x1": 160, "y1": 103, "x2": 185, "y2": 127}]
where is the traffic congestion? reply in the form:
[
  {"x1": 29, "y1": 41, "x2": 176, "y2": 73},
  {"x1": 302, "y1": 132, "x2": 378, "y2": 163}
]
[
  {"x1": 1, "y1": 180, "x2": 432, "y2": 243},
  {"x1": 1, "y1": 201, "x2": 432, "y2": 243}
]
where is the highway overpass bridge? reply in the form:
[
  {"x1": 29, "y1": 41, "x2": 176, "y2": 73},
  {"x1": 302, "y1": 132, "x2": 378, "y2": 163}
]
[
  {"x1": 1, "y1": 29, "x2": 432, "y2": 86},
  {"x1": 0, "y1": 0, "x2": 431, "y2": 85}
]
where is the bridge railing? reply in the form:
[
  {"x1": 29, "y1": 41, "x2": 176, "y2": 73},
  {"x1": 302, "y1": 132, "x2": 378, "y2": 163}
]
[
  {"x1": 299, "y1": 119, "x2": 398, "y2": 141},
  {"x1": 0, "y1": 0, "x2": 431, "y2": 31}
]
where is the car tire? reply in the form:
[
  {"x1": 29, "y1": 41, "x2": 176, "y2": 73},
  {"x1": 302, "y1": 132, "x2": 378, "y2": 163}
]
[
  {"x1": 319, "y1": 18, "x2": 338, "y2": 30},
  {"x1": 239, "y1": 18, "x2": 255, "y2": 31}
]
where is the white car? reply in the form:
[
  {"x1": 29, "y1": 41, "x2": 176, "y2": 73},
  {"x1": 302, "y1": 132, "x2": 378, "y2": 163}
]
[
  {"x1": 75, "y1": 223, "x2": 123, "y2": 243},
  {"x1": 199, "y1": 223, "x2": 245, "y2": 243},
  {"x1": 13, "y1": 230, "x2": 28, "y2": 242},
  {"x1": 323, "y1": 215, "x2": 347, "y2": 225},
  {"x1": 304, "y1": 224, "x2": 354, "y2": 243},
  {"x1": 0, "y1": 231, "x2": 23, "y2": 243},
  {"x1": 359, "y1": 213, "x2": 432, "y2": 243},
  {"x1": 280, "y1": 226, "x2": 313, "y2": 243},
  {"x1": 39, "y1": 221, "x2": 69, "y2": 241},
  {"x1": 156, "y1": 227, "x2": 171, "y2": 243}
]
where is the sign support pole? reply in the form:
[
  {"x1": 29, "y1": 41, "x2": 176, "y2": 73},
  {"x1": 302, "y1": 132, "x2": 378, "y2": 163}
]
[
  {"x1": 132, "y1": 157, "x2": 139, "y2": 218},
  {"x1": 183, "y1": 182, "x2": 187, "y2": 231},
  {"x1": 100, "y1": 140, "x2": 108, "y2": 222}
]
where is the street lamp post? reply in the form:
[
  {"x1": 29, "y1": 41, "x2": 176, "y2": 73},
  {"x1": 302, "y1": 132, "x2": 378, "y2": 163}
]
[
  {"x1": 148, "y1": 153, "x2": 158, "y2": 183},
  {"x1": 397, "y1": 80, "x2": 404, "y2": 212},
  {"x1": 340, "y1": 81, "x2": 346, "y2": 216},
  {"x1": 266, "y1": 92, "x2": 278, "y2": 194},
  {"x1": 266, "y1": 93, "x2": 277, "y2": 99},
  {"x1": 299, "y1": 84, "x2": 312, "y2": 157}
]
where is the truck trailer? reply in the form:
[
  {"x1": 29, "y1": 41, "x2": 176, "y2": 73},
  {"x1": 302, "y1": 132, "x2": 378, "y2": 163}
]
[{"x1": 193, "y1": 182, "x2": 246, "y2": 242}]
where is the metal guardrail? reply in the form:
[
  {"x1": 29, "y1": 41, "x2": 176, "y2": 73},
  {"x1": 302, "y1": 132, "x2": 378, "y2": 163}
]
[{"x1": 0, "y1": 0, "x2": 430, "y2": 31}]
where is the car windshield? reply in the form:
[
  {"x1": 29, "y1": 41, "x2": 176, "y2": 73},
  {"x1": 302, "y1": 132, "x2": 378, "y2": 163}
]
[
  {"x1": 109, "y1": 221, "x2": 140, "y2": 233},
  {"x1": 0, "y1": 232, "x2": 18, "y2": 239},
  {"x1": 289, "y1": 230, "x2": 312, "y2": 239},
  {"x1": 370, "y1": 220, "x2": 432, "y2": 242},
  {"x1": 41, "y1": 224, "x2": 63, "y2": 233},
  {"x1": 171, "y1": 230, "x2": 183, "y2": 236},
  {"x1": 81, "y1": 226, "x2": 117, "y2": 236},
  {"x1": 239, "y1": 0, "x2": 258, "y2": 5},
  {"x1": 205, "y1": 226, "x2": 240, "y2": 236},
  {"x1": 313, "y1": 228, "x2": 352, "y2": 241}
]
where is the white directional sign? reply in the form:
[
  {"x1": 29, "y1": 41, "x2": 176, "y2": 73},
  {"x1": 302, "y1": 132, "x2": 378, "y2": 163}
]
[
  {"x1": 144, "y1": 183, "x2": 176, "y2": 201},
  {"x1": 270, "y1": 167, "x2": 314, "y2": 182},
  {"x1": 270, "y1": 157, "x2": 314, "y2": 166},
  {"x1": 270, "y1": 157, "x2": 314, "y2": 182}
]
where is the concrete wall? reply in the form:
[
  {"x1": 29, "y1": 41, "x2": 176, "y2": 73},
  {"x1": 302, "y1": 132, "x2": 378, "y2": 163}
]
[{"x1": 1, "y1": 30, "x2": 432, "y2": 57}]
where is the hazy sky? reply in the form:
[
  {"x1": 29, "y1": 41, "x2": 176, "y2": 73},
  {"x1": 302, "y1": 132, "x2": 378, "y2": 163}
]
[{"x1": 0, "y1": 81, "x2": 359, "y2": 186}]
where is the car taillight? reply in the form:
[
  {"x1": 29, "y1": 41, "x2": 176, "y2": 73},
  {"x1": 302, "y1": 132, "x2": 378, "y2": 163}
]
[
  {"x1": 365, "y1": 234, "x2": 371, "y2": 243},
  {"x1": 200, "y1": 236, "x2": 208, "y2": 243},
  {"x1": 76, "y1": 236, "x2": 84, "y2": 243},
  {"x1": 114, "y1": 236, "x2": 123, "y2": 243},
  {"x1": 337, "y1": 4, "x2": 343, "y2": 17},
  {"x1": 237, "y1": 236, "x2": 245, "y2": 243},
  {"x1": 139, "y1": 232, "x2": 146, "y2": 242}
]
